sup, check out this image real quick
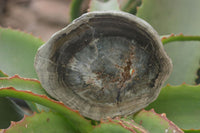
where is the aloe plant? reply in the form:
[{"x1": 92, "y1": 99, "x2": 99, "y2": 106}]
[{"x1": 0, "y1": 0, "x2": 200, "y2": 132}]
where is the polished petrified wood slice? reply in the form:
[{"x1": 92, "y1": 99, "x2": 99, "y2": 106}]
[{"x1": 34, "y1": 11, "x2": 172, "y2": 120}]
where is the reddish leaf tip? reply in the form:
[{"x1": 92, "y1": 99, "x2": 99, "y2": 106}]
[
  {"x1": 161, "y1": 113, "x2": 166, "y2": 117},
  {"x1": 182, "y1": 82, "x2": 186, "y2": 85},
  {"x1": 161, "y1": 36, "x2": 167, "y2": 40},
  {"x1": 12, "y1": 75, "x2": 21, "y2": 78},
  {"x1": 179, "y1": 33, "x2": 184, "y2": 36},
  {"x1": 149, "y1": 108, "x2": 155, "y2": 112},
  {"x1": 170, "y1": 33, "x2": 175, "y2": 37},
  {"x1": 166, "y1": 83, "x2": 171, "y2": 86}
]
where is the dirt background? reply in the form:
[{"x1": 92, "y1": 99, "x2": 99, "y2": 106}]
[
  {"x1": 0, "y1": 0, "x2": 90, "y2": 41},
  {"x1": 0, "y1": 0, "x2": 131, "y2": 41}
]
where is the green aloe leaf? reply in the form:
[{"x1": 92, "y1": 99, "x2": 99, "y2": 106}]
[
  {"x1": 3, "y1": 112, "x2": 77, "y2": 133},
  {"x1": 0, "y1": 75, "x2": 48, "y2": 96},
  {"x1": 161, "y1": 34, "x2": 200, "y2": 45},
  {"x1": 98, "y1": 108, "x2": 183, "y2": 133},
  {"x1": 145, "y1": 84, "x2": 200, "y2": 130},
  {"x1": 0, "y1": 97, "x2": 24, "y2": 129},
  {"x1": 133, "y1": 109, "x2": 183, "y2": 133},
  {"x1": 0, "y1": 87, "x2": 93, "y2": 133},
  {"x1": 137, "y1": 0, "x2": 200, "y2": 85},
  {"x1": 184, "y1": 129, "x2": 200, "y2": 133},
  {"x1": 0, "y1": 70, "x2": 8, "y2": 77},
  {"x1": 70, "y1": 0, "x2": 84, "y2": 21},
  {"x1": 0, "y1": 71, "x2": 25, "y2": 129},
  {"x1": 111, "y1": 117, "x2": 148, "y2": 133},
  {"x1": 122, "y1": 0, "x2": 142, "y2": 14},
  {"x1": 0, "y1": 75, "x2": 52, "y2": 112},
  {"x1": 91, "y1": 123, "x2": 132, "y2": 133},
  {"x1": 89, "y1": 0, "x2": 120, "y2": 12},
  {"x1": 0, "y1": 27, "x2": 43, "y2": 79}
]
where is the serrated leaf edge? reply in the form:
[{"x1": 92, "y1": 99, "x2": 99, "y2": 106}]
[
  {"x1": 0, "y1": 87, "x2": 80, "y2": 114},
  {"x1": 165, "y1": 83, "x2": 200, "y2": 88},
  {"x1": 2, "y1": 112, "x2": 37, "y2": 132},
  {"x1": 0, "y1": 74, "x2": 40, "y2": 84},
  {"x1": 141, "y1": 109, "x2": 184, "y2": 133},
  {"x1": 99, "y1": 117, "x2": 147, "y2": 133},
  {"x1": 161, "y1": 33, "x2": 200, "y2": 45},
  {"x1": 2, "y1": 111, "x2": 69, "y2": 132}
]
